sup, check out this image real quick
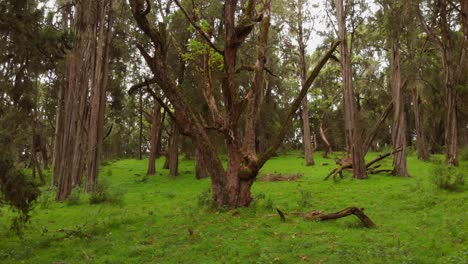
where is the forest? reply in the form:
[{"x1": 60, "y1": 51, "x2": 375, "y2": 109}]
[{"x1": 0, "y1": 0, "x2": 467, "y2": 263}]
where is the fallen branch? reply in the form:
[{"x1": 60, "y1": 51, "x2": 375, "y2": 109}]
[
  {"x1": 275, "y1": 207, "x2": 376, "y2": 228},
  {"x1": 316, "y1": 207, "x2": 376, "y2": 228},
  {"x1": 324, "y1": 147, "x2": 403, "y2": 180}
]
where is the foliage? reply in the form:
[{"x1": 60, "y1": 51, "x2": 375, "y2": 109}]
[
  {"x1": 431, "y1": 165, "x2": 465, "y2": 192},
  {"x1": 0, "y1": 132, "x2": 40, "y2": 235}
]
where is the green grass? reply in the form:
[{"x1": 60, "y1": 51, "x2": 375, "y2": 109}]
[{"x1": 1, "y1": 152, "x2": 467, "y2": 263}]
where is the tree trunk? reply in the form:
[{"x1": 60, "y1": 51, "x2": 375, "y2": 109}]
[
  {"x1": 55, "y1": 0, "x2": 113, "y2": 200},
  {"x1": 147, "y1": 101, "x2": 162, "y2": 175},
  {"x1": 388, "y1": 8, "x2": 408, "y2": 176},
  {"x1": 138, "y1": 89, "x2": 143, "y2": 160},
  {"x1": 57, "y1": 0, "x2": 95, "y2": 200},
  {"x1": 168, "y1": 120, "x2": 179, "y2": 177},
  {"x1": 412, "y1": 82, "x2": 429, "y2": 161},
  {"x1": 86, "y1": 0, "x2": 113, "y2": 192},
  {"x1": 319, "y1": 121, "x2": 332, "y2": 157},
  {"x1": 297, "y1": 4, "x2": 314, "y2": 166},
  {"x1": 336, "y1": 0, "x2": 367, "y2": 179},
  {"x1": 195, "y1": 147, "x2": 209, "y2": 179}
]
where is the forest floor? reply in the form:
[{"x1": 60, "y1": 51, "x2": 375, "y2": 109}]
[{"x1": 0, "y1": 152, "x2": 467, "y2": 263}]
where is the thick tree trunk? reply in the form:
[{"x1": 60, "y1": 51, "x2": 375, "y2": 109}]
[
  {"x1": 56, "y1": 0, "x2": 113, "y2": 200},
  {"x1": 147, "y1": 102, "x2": 162, "y2": 175},
  {"x1": 336, "y1": 0, "x2": 367, "y2": 179},
  {"x1": 86, "y1": 1, "x2": 113, "y2": 192},
  {"x1": 57, "y1": 0, "x2": 95, "y2": 200}
]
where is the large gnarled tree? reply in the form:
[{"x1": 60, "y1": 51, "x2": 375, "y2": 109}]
[{"x1": 128, "y1": 0, "x2": 339, "y2": 207}]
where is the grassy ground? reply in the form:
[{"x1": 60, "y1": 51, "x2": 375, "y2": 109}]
[{"x1": 0, "y1": 152, "x2": 467, "y2": 263}]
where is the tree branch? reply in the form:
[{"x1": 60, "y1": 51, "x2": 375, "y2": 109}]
[
  {"x1": 257, "y1": 41, "x2": 340, "y2": 168},
  {"x1": 173, "y1": 0, "x2": 223, "y2": 55}
]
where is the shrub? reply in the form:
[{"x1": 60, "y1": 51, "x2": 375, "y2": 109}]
[
  {"x1": 0, "y1": 143, "x2": 40, "y2": 235},
  {"x1": 89, "y1": 178, "x2": 124, "y2": 205},
  {"x1": 431, "y1": 165, "x2": 465, "y2": 191}
]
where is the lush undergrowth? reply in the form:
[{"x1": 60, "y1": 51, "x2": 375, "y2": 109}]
[{"x1": 1, "y1": 152, "x2": 467, "y2": 263}]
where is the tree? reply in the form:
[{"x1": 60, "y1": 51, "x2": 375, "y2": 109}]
[
  {"x1": 335, "y1": 0, "x2": 367, "y2": 179},
  {"x1": 54, "y1": 0, "x2": 114, "y2": 199},
  {"x1": 384, "y1": 0, "x2": 409, "y2": 176},
  {"x1": 129, "y1": 0, "x2": 339, "y2": 207},
  {"x1": 418, "y1": 0, "x2": 468, "y2": 166},
  {"x1": 296, "y1": 0, "x2": 315, "y2": 166}
]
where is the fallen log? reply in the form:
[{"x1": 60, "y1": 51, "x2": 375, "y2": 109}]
[
  {"x1": 276, "y1": 207, "x2": 376, "y2": 228},
  {"x1": 324, "y1": 147, "x2": 403, "y2": 180},
  {"x1": 316, "y1": 207, "x2": 376, "y2": 228}
]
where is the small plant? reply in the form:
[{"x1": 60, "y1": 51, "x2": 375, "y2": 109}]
[
  {"x1": 134, "y1": 173, "x2": 148, "y2": 183},
  {"x1": 264, "y1": 197, "x2": 274, "y2": 210},
  {"x1": 297, "y1": 189, "x2": 313, "y2": 209},
  {"x1": 197, "y1": 188, "x2": 213, "y2": 208},
  {"x1": 67, "y1": 188, "x2": 82, "y2": 206},
  {"x1": 431, "y1": 165, "x2": 465, "y2": 191},
  {"x1": 460, "y1": 147, "x2": 468, "y2": 161},
  {"x1": 89, "y1": 178, "x2": 124, "y2": 205},
  {"x1": 38, "y1": 192, "x2": 53, "y2": 209}
]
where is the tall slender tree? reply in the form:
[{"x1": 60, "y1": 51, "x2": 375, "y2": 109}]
[{"x1": 335, "y1": 0, "x2": 367, "y2": 179}]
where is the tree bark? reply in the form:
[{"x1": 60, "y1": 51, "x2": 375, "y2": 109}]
[
  {"x1": 195, "y1": 147, "x2": 209, "y2": 179},
  {"x1": 336, "y1": 0, "x2": 367, "y2": 179}
]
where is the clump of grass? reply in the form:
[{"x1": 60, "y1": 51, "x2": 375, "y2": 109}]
[
  {"x1": 134, "y1": 173, "x2": 149, "y2": 183},
  {"x1": 431, "y1": 165, "x2": 465, "y2": 191},
  {"x1": 67, "y1": 188, "x2": 82, "y2": 206},
  {"x1": 89, "y1": 178, "x2": 124, "y2": 205},
  {"x1": 197, "y1": 188, "x2": 213, "y2": 209},
  {"x1": 297, "y1": 189, "x2": 313, "y2": 209},
  {"x1": 38, "y1": 192, "x2": 53, "y2": 209},
  {"x1": 460, "y1": 147, "x2": 468, "y2": 161}
]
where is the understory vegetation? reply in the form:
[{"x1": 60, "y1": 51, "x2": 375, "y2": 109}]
[{"x1": 1, "y1": 152, "x2": 466, "y2": 263}]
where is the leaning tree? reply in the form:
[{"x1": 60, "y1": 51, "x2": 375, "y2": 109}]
[{"x1": 128, "y1": 0, "x2": 338, "y2": 208}]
